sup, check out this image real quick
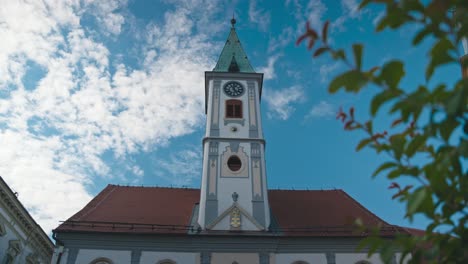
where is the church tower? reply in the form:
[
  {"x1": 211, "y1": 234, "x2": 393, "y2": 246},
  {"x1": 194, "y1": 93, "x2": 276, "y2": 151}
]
[{"x1": 197, "y1": 19, "x2": 270, "y2": 231}]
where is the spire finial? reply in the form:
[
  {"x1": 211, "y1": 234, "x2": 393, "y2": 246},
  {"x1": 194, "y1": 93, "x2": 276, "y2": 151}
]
[{"x1": 231, "y1": 13, "x2": 236, "y2": 28}]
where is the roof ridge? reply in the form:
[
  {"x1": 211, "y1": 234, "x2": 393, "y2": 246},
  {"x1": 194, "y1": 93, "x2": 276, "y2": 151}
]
[
  {"x1": 111, "y1": 185, "x2": 199, "y2": 190},
  {"x1": 338, "y1": 190, "x2": 391, "y2": 226}
]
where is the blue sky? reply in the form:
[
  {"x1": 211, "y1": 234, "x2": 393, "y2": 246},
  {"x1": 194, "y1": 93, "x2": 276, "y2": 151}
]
[{"x1": 0, "y1": 0, "x2": 464, "y2": 235}]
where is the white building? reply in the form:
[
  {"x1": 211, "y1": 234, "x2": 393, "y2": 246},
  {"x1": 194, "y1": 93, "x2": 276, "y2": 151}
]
[
  {"x1": 52, "y1": 20, "x2": 418, "y2": 264},
  {"x1": 0, "y1": 176, "x2": 53, "y2": 263}
]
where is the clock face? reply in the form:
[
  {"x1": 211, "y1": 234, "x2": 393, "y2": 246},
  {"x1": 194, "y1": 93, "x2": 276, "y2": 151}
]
[{"x1": 223, "y1": 81, "x2": 244, "y2": 97}]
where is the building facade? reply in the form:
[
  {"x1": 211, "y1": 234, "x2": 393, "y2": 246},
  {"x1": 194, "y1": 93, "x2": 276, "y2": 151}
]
[
  {"x1": 52, "y1": 20, "x2": 414, "y2": 264},
  {"x1": 0, "y1": 176, "x2": 53, "y2": 264}
]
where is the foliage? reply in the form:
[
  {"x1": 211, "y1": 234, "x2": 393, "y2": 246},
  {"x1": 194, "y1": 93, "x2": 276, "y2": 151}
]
[{"x1": 297, "y1": 0, "x2": 467, "y2": 263}]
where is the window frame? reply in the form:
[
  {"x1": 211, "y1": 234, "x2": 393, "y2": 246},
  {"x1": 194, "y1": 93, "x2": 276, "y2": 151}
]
[{"x1": 225, "y1": 99, "x2": 243, "y2": 119}]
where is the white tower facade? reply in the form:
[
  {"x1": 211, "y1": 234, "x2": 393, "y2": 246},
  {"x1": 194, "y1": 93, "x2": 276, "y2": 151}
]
[{"x1": 197, "y1": 21, "x2": 270, "y2": 231}]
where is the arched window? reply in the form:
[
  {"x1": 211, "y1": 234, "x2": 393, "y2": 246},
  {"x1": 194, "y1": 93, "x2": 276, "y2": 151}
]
[
  {"x1": 226, "y1": 100, "x2": 242, "y2": 118},
  {"x1": 90, "y1": 257, "x2": 113, "y2": 264},
  {"x1": 157, "y1": 260, "x2": 176, "y2": 264}
]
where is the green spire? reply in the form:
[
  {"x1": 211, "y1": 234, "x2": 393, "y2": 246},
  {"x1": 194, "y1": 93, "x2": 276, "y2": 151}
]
[{"x1": 213, "y1": 18, "x2": 255, "y2": 73}]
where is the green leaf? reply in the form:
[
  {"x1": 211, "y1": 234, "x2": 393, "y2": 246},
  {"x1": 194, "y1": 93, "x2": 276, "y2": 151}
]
[
  {"x1": 426, "y1": 38, "x2": 456, "y2": 81},
  {"x1": 356, "y1": 138, "x2": 373, "y2": 151},
  {"x1": 389, "y1": 134, "x2": 406, "y2": 161},
  {"x1": 387, "y1": 167, "x2": 402, "y2": 179},
  {"x1": 459, "y1": 139, "x2": 468, "y2": 158},
  {"x1": 328, "y1": 70, "x2": 367, "y2": 93},
  {"x1": 313, "y1": 47, "x2": 330, "y2": 57},
  {"x1": 406, "y1": 134, "x2": 426, "y2": 157},
  {"x1": 439, "y1": 118, "x2": 459, "y2": 142},
  {"x1": 413, "y1": 27, "x2": 432, "y2": 45},
  {"x1": 379, "y1": 60, "x2": 405, "y2": 89},
  {"x1": 331, "y1": 49, "x2": 346, "y2": 60},
  {"x1": 352, "y1": 44, "x2": 363, "y2": 70},
  {"x1": 407, "y1": 187, "x2": 427, "y2": 215},
  {"x1": 372, "y1": 162, "x2": 398, "y2": 178},
  {"x1": 370, "y1": 90, "x2": 400, "y2": 116}
]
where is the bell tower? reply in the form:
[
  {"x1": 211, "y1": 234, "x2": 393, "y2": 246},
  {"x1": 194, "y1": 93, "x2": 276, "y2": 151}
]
[{"x1": 197, "y1": 19, "x2": 270, "y2": 231}]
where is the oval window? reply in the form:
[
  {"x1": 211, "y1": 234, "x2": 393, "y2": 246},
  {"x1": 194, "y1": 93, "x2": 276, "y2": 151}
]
[{"x1": 227, "y1": 156, "x2": 242, "y2": 171}]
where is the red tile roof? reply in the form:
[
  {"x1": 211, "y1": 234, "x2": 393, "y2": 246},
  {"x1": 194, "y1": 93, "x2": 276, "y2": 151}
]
[{"x1": 54, "y1": 185, "x2": 410, "y2": 237}]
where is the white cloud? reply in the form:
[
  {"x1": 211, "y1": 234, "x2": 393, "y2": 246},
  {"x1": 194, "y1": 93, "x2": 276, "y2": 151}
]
[
  {"x1": 268, "y1": 26, "x2": 294, "y2": 53},
  {"x1": 88, "y1": 0, "x2": 128, "y2": 35},
  {"x1": 0, "y1": 0, "x2": 220, "y2": 235},
  {"x1": 154, "y1": 147, "x2": 202, "y2": 186},
  {"x1": 258, "y1": 55, "x2": 281, "y2": 80},
  {"x1": 333, "y1": 0, "x2": 365, "y2": 32},
  {"x1": 307, "y1": 0, "x2": 328, "y2": 28},
  {"x1": 341, "y1": 0, "x2": 360, "y2": 18},
  {"x1": 305, "y1": 100, "x2": 335, "y2": 119},
  {"x1": 264, "y1": 86, "x2": 305, "y2": 120},
  {"x1": 319, "y1": 62, "x2": 341, "y2": 83},
  {"x1": 248, "y1": 0, "x2": 271, "y2": 31}
]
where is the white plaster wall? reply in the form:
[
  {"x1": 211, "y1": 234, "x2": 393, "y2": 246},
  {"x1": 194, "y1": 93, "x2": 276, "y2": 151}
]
[
  {"x1": 335, "y1": 253, "x2": 382, "y2": 264},
  {"x1": 273, "y1": 253, "x2": 327, "y2": 264},
  {"x1": 211, "y1": 253, "x2": 258, "y2": 264},
  {"x1": 140, "y1": 251, "x2": 199, "y2": 264},
  {"x1": 74, "y1": 249, "x2": 131, "y2": 264}
]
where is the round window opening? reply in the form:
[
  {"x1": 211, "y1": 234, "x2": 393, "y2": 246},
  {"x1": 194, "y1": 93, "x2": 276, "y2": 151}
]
[{"x1": 227, "y1": 156, "x2": 242, "y2": 171}]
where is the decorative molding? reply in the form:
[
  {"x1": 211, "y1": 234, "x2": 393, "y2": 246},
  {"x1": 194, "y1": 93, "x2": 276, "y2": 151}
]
[
  {"x1": 7, "y1": 239, "x2": 22, "y2": 257},
  {"x1": 206, "y1": 202, "x2": 264, "y2": 231},
  {"x1": 0, "y1": 177, "x2": 53, "y2": 260},
  {"x1": 210, "y1": 80, "x2": 221, "y2": 136},
  {"x1": 224, "y1": 118, "x2": 245, "y2": 126},
  {"x1": 220, "y1": 146, "x2": 249, "y2": 178},
  {"x1": 55, "y1": 232, "x2": 396, "y2": 254},
  {"x1": 248, "y1": 81, "x2": 259, "y2": 138}
]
